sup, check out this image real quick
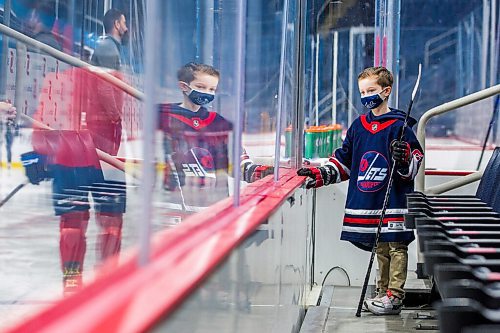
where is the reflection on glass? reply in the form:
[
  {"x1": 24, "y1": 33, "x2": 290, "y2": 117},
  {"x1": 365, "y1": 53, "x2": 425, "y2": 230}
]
[
  {"x1": 27, "y1": 2, "x2": 63, "y2": 51},
  {"x1": 158, "y1": 63, "x2": 232, "y2": 220},
  {"x1": 153, "y1": 192, "x2": 311, "y2": 333},
  {"x1": 11, "y1": 8, "x2": 132, "y2": 297},
  {"x1": 0, "y1": 0, "x2": 147, "y2": 327}
]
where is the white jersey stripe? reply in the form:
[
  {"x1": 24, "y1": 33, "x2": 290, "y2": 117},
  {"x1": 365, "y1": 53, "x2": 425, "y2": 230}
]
[
  {"x1": 344, "y1": 208, "x2": 408, "y2": 215},
  {"x1": 325, "y1": 160, "x2": 350, "y2": 183}
]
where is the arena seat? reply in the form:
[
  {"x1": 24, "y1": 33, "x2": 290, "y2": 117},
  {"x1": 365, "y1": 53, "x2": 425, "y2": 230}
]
[
  {"x1": 406, "y1": 147, "x2": 500, "y2": 332},
  {"x1": 413, "y1": 147, "x2": 500, "y2": 200}
]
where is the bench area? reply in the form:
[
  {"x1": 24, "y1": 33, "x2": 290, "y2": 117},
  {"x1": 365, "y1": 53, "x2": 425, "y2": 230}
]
[{"x1": 406, "y1": 147, "x2": 500, "y2": 332}]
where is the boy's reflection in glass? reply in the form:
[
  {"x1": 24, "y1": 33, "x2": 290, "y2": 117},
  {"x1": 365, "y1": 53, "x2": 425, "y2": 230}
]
[{"x1": 159, "y1": 63, "x2": 232, "y2": 220}]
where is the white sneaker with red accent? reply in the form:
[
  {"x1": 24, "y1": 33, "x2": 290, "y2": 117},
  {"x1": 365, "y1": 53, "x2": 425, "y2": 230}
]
[
  {"x1": 363, "y1": 290, "x2": 386, "y2": 310},
  {"x1": 365, "y1": 290, "x2": 403, "y2": 315}
]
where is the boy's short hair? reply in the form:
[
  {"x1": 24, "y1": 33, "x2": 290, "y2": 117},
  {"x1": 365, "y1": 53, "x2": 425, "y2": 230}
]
[
  {"x1": 177, "y1": 62, "x2": 220, "y2": 83},
  {"x1": 358, "y1": 66, "x2": 393, "y2": 88},
  {"x1": 103, "y1": 8, "x2": 124, "y2": 34}
]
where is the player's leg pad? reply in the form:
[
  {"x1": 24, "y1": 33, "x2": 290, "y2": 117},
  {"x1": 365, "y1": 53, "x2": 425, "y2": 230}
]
[
  {"x1": 59, "y1": 211, "x2": 89, "y2": 271},
  {"x1": 96, "y1": 212, "x2": 123, "y2": 262}
]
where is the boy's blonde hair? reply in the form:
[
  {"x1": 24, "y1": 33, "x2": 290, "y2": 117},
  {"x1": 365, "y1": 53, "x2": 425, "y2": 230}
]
[
  {"x1": 177, "y1": 62, "x2": 220, "y2": 84},
  {"x1": 358, "y1": 66, "x2": 393, "y2": 88}
]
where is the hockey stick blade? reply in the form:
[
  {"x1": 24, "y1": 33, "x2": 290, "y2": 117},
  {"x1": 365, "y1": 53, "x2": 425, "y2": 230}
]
[
  {"x1": 355, "y1": 64, "x2": 422, "y2": 317},
  {"x1": 412, "y1": 64, "x2": 422, "y2": 101},
  {"x1": 0, "y1": 181, "x2": 28, "y2": 209},
  {"x1": 402, "y1": 63, "x2": 422, "y2": 131}
]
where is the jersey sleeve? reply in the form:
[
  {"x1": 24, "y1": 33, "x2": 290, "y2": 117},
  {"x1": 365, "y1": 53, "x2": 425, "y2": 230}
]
[
  {"x1": 396, "y1": 126, "x2": 424, "y2": 181},
  {"x1": 324, "y1": 126, "x2": 353, "y2": 183}
]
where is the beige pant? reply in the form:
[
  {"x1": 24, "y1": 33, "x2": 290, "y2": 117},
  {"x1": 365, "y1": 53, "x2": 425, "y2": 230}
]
[{"x1": 376, "y1": 242, "x2": 408, "y2": 299}]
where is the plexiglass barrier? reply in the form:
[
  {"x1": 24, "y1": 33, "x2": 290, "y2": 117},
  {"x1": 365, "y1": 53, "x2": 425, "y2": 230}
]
[
  {"x1": 0, "y1": 1, "x2": 149, "y2": 327},
  {"x1": 310, "y1": 0, "x2": 498, "y2": 146},
  {"x1": 0, "y1": 0, "x2": 498, "y2": 330},
  {"x1": 0, "y1": 0, "x2": 293, "y2": 328},
  {"x1": 151, "y1": 186, "x2": 314, "y2": 333}
]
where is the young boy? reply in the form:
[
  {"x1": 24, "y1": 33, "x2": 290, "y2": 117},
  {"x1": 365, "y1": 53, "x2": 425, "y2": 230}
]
[
  {"x1": 158, "y1": 62, "x2": 272, "y2": 218},
  {"x1": 297, "y1": 66, "x2": 423, "y2": 315},
  {"x1": 159, "y1": 62, "x2": 233, "y2": 215}
]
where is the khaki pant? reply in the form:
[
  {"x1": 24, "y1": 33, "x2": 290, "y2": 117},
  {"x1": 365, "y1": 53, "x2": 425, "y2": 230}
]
[{"x1": 376, "y1": 242, "x2": 408, "y2": 299}]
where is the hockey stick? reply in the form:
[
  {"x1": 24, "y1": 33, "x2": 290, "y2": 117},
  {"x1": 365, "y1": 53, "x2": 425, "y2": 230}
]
[
  {"x1": 355, "y1": 64, "x2": 422, "y2": 317},
  {"x1": 0, "y1": 181, "x2": 29, "y2": 209},
  {"x1": 163, "y1": 137, "x2": 187, "y2": 212},
  {"x1": 164, "y1": 153, "x2": 187, "y2": 212}
]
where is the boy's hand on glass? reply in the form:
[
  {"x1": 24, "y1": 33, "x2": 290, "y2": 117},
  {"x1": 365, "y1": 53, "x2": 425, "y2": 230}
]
[
  {"x1": 242, "y1": 163, "x2": 274, "y2": 183},
  {"x1": 250, "y1": 165, "x2": 274, "y2": 182},
  {"x1": 390, "y1": 140, "x2": 411, "y2": 165},
  {"x1": 297, "y1": 165, "x2": 337, "y2": 189},
  {"x1": 241, "y1": 151, "x2": 274, "y2": 183}
]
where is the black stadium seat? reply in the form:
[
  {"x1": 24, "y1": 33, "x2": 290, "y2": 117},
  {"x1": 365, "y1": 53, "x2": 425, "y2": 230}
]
[{"x1": 406, "y1": 148, "x2": 500, "y2": 332}]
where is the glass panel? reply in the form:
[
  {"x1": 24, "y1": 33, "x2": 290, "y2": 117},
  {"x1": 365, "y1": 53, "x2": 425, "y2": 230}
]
[
  {"x1": 400, "y1": 0, "x2": 495, "y2": 142},
  {"x1": 301, "y1": 1, "x2": 375, "y2": 164},
  {"x1": 0, "y1": 1, "x2": 146, "y2": 327},
  {"x1": 151, "y1": 188, "x2": 313, "y2": 333},
  {"x1": 153, "y1": 1, "x2": 236, "y2": 226},
  {"x1": 276, "y1": 0, "x2": 297, "y2": 169},
  {"x1": 240, "y1": 2, "x2": 283, "y2": 180}
]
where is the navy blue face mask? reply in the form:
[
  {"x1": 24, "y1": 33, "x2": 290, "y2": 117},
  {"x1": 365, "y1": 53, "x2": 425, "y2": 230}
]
[
  {"x1": 361, "y1": 89, "x2": 387, "y2": 109},
  {"x1": 186, "y1": 87, "x2": 215, "y2": 106}
]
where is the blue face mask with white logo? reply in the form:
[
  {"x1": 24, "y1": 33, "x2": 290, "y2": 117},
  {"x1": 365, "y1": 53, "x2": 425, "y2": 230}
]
[
  {"x1": 360, "y1": 89, "x2": 387, "y2": 109},
  {"x1": 187, "y1": 88, "x2": 215, "y2": 106}
]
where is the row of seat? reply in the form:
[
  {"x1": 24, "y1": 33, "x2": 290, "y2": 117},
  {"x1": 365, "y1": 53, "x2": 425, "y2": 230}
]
[{"x1": 406, "y1": 147, "x2": 500, "y2": 333}]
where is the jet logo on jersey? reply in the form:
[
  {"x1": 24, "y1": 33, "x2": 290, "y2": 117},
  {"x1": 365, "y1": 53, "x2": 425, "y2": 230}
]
[
  {"x1": 182, "y1": 163, "x2": 216, "y2": 178},
  {"x1": 181, "y1": 147, "x2": 216, "y2": 178},
  {"x1": 357, "y1": 151, "x2": 389, "y2": 192}
]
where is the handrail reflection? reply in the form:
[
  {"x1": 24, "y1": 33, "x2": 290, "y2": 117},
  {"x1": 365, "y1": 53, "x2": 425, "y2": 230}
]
[{"x1": 0, "y1": 23, "x2": 144, "y2": 101}]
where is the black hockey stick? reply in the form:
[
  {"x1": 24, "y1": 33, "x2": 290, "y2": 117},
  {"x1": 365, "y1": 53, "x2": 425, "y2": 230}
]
[
  {"x1": 0, "y1": 181, "x2": 29, "y2": 209},
  {"x1": 355, "y1": 64, "x2": 422, "y2": 317}
]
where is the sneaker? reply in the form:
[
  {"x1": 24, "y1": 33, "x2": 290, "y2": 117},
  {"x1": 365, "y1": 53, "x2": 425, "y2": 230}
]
[
  {"x1": 366, "y1": 290, "x2": 403, "y2": 315},
  {"x1": 363, "y1": 290, "x2": 386, "y2": 310}
]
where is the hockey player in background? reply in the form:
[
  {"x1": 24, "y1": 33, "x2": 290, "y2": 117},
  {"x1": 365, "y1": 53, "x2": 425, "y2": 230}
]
[
  {"x1": 0, "y1": 102, "x2": 17, "y2": 169},
  {"x1": 21, "y1": 64, "x2": 127, "y2": 295},
  {"x1": 297, "y1": 67, "x2": 423, "y2": 315},
  {"x1": 159, "y1": 62, "x2": 273, "y2": 219}
]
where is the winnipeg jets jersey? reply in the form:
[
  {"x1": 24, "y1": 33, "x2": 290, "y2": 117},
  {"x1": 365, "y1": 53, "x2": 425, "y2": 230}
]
[
  {"x1": 325, "y1": 109, "x2": 423, "y2": 250},
  {"x1": 158, "y1": 103, "x2": 233, "y2": 214}
]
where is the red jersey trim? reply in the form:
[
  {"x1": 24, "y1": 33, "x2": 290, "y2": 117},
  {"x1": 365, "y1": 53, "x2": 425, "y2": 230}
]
[
  {"x1": 343, "y1": 216, "x2": 404, "y2": 225},
  {"x1": 167, "y1": 112, "x2": 217, "y2": 129},
  {"x1": 360, "y1": 115, "x2": 398, "y2": 134},
  {"x1": 328, "y1": 158, "x2": 350, "y2": 181}
]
